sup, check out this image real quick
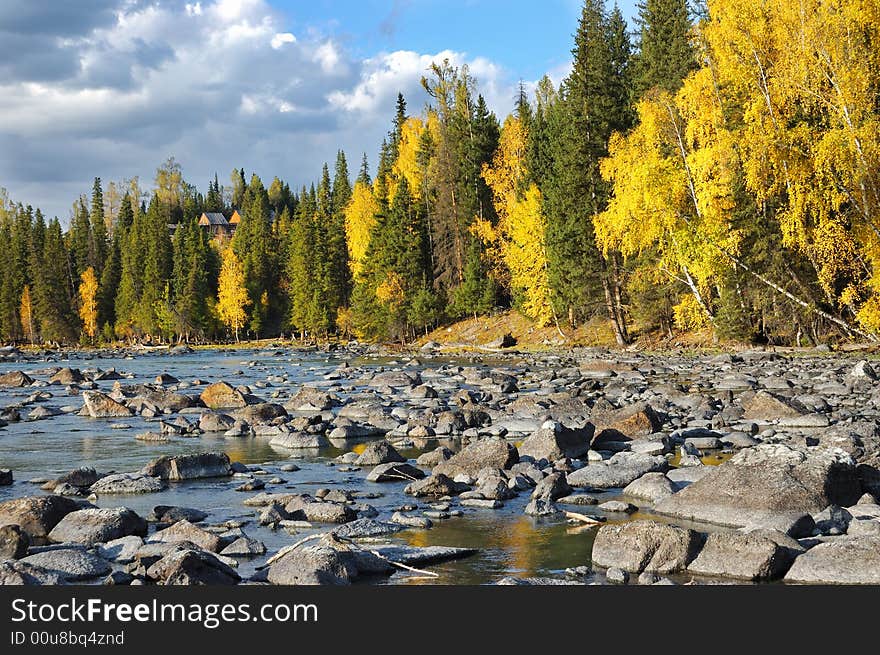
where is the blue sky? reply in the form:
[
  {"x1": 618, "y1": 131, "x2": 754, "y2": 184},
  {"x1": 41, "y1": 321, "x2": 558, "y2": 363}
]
[{"x1": 0, "y1": 0, "x2": 642, "y2": 220}]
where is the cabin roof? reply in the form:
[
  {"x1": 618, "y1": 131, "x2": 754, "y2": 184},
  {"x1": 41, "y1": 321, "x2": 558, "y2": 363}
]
[{"x1": 199, "y1": 212, "x2": 229, "y2": 226}]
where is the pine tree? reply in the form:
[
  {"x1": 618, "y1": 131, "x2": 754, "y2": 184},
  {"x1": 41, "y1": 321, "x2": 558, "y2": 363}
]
[
  {"x1": 35, "y1": 219, "x2": 77, "y2": 343},
  {"x1": 88, "y1": 177, "x2": 108, "y2": 276},
  {"x1": 633, "y1": 0, "x2": 696, "y2": 96}
]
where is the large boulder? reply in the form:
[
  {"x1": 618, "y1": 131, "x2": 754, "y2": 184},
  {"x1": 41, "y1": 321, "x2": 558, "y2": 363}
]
[
  {"x1": 200, "y1": 381, "x2": 248, "y2": 409},
  {"x1": 266, "y1": 535, "x2": 394, "y2": 585},
  {"x1": 199, "y1": 413, "x2": 236, "y2": 432},
  {"x1": 90, "y1": 473, "x2": 165, "y2": 494},
  {"x1": 48, "y1": 507, "x2": 147, "y2": 544},
  {"x1": 235, "y1": 403, "x2": 287, "y2": 425},
  {"x1": 82, "y1": 391, "x2": 134, "y2": 418},
  {"x1": 286, "y1": 386, "x2": 335, "y2": 411},
  {"x1": 591, "y1": 520, "x2": 702, "y2": 574},
  {"x1": 434, "y1": 438, "x2": 519, "y2": 478},
  {"x1": 567, "y1": 452, "x2": 669, "y2": 489},
  {"x1": 141, "y1": 452, "x2": 231, "y2": 481},
  {"x1": 686, "y1": 530, "x2": 795, "y2": 580},
  {"x1": 741, "y1": 390, "x2": 805, "y2": 421},
  {"x1": 784, "y1": 535, "x2": 880, "y2": 584},
  {"x1": 0, "y1": 495, "x2": 81, "y2": 539},
  {"x1": 654, "y1": 445, "x2": 861, "y2": 532},
  {"x1": 622, "y1": 472, "x2": 677, "y2": 503},
  {"x1": 0, "y1": 560, "x2": 65, "y2": 585},
  {"x1": 405, "y1": 473, "x2": 470, "y2": 498},
  {"x1": 284, "y1": 497, "x2": 356, "y2": 524},
  {"x1": 146, "y1": 549, "x2": 240, "y2": 585},
  {"x1": 590, "y1": 401, "x2": 662, "y2": 439},
  {"x1": 0, "y1": 371, "x2": 33, "y2": 387},
  {"x1": 270, "y1": 432, "x2": 329, "y2": 449},
  {"x1": 518, "y1": 423, "x2": 595, "y2": 461},
  {"x1": 366, "y1": 462, "x2": 426, "y2": 483},
  {"x1": 355, "y1": 441, "x2": 407, "y2": 466},
  {"x1": 50, "y1": 368, "x2": 85, "y2": 385}
]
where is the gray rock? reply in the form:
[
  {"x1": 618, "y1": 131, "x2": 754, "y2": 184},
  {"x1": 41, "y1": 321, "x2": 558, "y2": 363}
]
[
  {"x1": 557, "y1": 494, "x2": 599, "y2": 506},
  {"x1": 149, "y1": 506, "x2": 209, "y2": 524},
  {"x1": 21, "y1": 548, "x2": 111, "y2": 581},
  {"x1": 0, "y1": 371, "x2": 34, "y2": 387},
  {"x1": 598, "y1": 500, "x2": 637, "y2": 513},
  {"x1": 90, "y1": 473, "x2": 165, "y2": 494},
  {"x1": 97, "y1": 535, "x2": 144, "y2": 563},
  {"x1": 366, "y1": 462, "x2": 426, "y2": 483},
  {"x1": 199, "y1": 413, "x2": 236, "y2": 432},
  {"x1": 623, "y1": 472, "x2": 676, "y2": 503},
  {"x1": 591, "y1": 520, "x2": 702, "y2": 574},
  {"x1": 0, "y1": 560, "x2": 65, "y2": 585},
  {"x1": 369, "y1": 544, "x2": 478, "y2": 566},
  {"x1": 518, "y1": 423, "x2": 594, "y2": 461},
  {"x1": 531, "y1": 472, "x2": 572, "y2": 501},
  {"x1": 48, "y1": 507, "x2": 147, "y2": 545},
  {"x1": 416, "y1": 446, "x2": 453, "y2": 468},
  {"x1": 784, "y1": 536, "x2": 880, "y2": 584},
  {"x1": 148, "y1": 519, "x2": 222, "y2": 552},
  {"x1": 405, "y1": 474, "x2": 470, "y2": 498},
  {"x1": 82, "y1": 391, "x2": 134, "y2": 418},
  {"x1": 332, "y1": 519, "x2": 404, "y2": 539},
  {"x1": 146, "y1": 549, "x2": 241, "y2": 585},
  {"x1": 606, "y1": 567, "x2": 629, "y2": 584},
  {"x1": 390, "y1": 513, "x2": 433, "y2": 529},
  {"x1": 434, "y1": 437, "x2": 519, "y2": 478},
  {"x1": 0, "y1": 495, "x2": 81, "y2": 539},
  {"x1": 524, "y1": 498, "x2": 562, "y2": 516},
  {"x1": 267, "y1": 546, "x2": 358, "y2": 585},
  {"x1": 813, "y1": 505, "x2": 852, "y2": 536},
  {"x1": 141, "y1": 452, "x2": 231, "y2": 481},
  {"x1": 0, "y1": 524, "x2": 30, "y2": 559},
  {"x1": 220, "y1": 537, "x2": 266, "y2": 557},
  {"x1": 0, "y1": 469, "x2": 11, "y2": 486},
  {"x1": 284, "y1": 497, "x2": 357, "y2": 524},
  {"x1": 567, "y1": 452, "x2": 669, "y2": 489},
  {"x1": 654, "y1": 445, "x2": 861, "y2": 532},
  {"x1": 687, "y1": 531, "x2": 794, "y2": 580},
  {"x1": 355, "y1": 441, "x2": 407, "y2": 466},
  {"x1": 270, "y1": 432, "x2": 329, "y2": 449}
]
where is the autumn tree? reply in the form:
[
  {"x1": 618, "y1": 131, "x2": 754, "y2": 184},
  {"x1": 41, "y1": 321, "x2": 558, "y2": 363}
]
[
  {"x1": 19, "y1": 285, "x2": 34, "y2": 344},
  {"x1": 217, "y1": 246, "x2": 250, "y2": 342},
  {"x1": 78, "y1": 266, "x2": 99, "y2": 342}
]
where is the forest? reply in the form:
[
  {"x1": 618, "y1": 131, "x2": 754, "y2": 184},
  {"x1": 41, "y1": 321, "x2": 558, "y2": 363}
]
[{"x1": 0, "y1": 0, "x2": 878, "y2": 347}]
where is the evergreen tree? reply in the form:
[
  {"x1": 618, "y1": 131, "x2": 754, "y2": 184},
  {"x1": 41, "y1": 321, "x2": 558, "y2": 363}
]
[
  {"x1": 35, "y1": 219, "x2": 77, "y2": 343},
  {"x1": 88, "y1": 177, "x2": 108, "y2": 276},
  {"x1": 633, "y1": 0, "x2": 696, "y2": 96}
]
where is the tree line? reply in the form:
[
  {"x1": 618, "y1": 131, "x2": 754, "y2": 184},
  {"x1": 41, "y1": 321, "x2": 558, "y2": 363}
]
[{"x1": 0, "y1": 0, "x2": 877, "y2": 346}]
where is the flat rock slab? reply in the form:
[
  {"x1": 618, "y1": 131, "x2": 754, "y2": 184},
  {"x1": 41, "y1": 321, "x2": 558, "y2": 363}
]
[
  {"x1": 20, "y1": 549, "x2": 111, "y2": 581},
  {"x1": 90, "y1": 473, "x2": 165, "y2": 494},
  {"x1": 784, "y1": 536, "x2": 880, "y2": 584},
  {"x1": 370, "y1": 545, "x2": 479, "y2": 566},
  {"x1": 270, "y1": 432, "x2": 329, "y2": 449},
  {"x1": 567, "y1": 452, "x2": 668, "y2": 489},
  {"x1": 331, "y1": 519, "x2": 405, "y2": 539},
  {"x1": 141, "y1": 452, "x2": 231, "y2": 481}
]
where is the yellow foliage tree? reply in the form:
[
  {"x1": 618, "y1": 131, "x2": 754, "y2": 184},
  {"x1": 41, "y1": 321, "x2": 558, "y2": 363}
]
[
  {"x1": 19, "y1": 285, "x2": 34, "y2": 345},
  {"x1": 389, "y1": 116, "x2": 427, "y2": 201},
  {"x1": 78, "y1": 267, "x2": 99, "y2": 342},
  {"x1": 344, "y1": 181, "x2": 380, "y2": 278},
  {"x1": 217, "y1": 246, "x2": 251, "y2": 342},
  {"x1": 477, "y1": 115, "x2": 553, "y2": 325},
  {"x1": 700, "y1": 0, "x2": 880, "y2": 335}
]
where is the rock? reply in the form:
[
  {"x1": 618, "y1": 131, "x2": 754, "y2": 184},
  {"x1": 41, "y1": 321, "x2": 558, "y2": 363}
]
[
  {"x1": 50, "y1": 368, "x2": 85, "y2": 385},
  {"x1": 0, "y1": 524, "x2": 30, "y2": 559},
  {"x1": 417, "y1": 447, "x2": 453, "y2": 468},
  {"x1": 605, "y1": 567, "x2": 629, "y2": 584},
  {"x1": 20, "y1": 549, "x2": 111, "y2": 581},
  {"x1": 813, "y1": 505, "x2": 852, "y2": 536},
  {"x1": 149, "y1": 519, "x2": 222, "y2": 552},
  {"x1": 487, "y1": 333, "x2": 517, "y2": 349},
  {"x1": 82, "y1": 391, "x2": 134, "y2": 418},
  {"x1": 366, "y1": 462, "x2": 426, "y2": 483},
  {"x1": 48, "y1": 507, "x2": 147, "y2": 544},
  {"x1": 784, "y1": 535, "x2": 880, "y2": 584},
  {"x1": 591, "y1": 402, "x2": 662, "y2": 439},
  {"x1": 235, "y1": 403, "x2": 287, "y2": 425},
  {"x1": 687, "y1": 531, "x2": 794, "y2": 580},
  {"x1": 220, "y1": 537, "x2": 266, "y2": 557},
  {"x1": 591, "y1": 520, "x2": 702, "y2": 573},
  {"x1": 557, "y1": 494, "x2": 599, "y2": 506},
  {"x1": 405, "y1": 474, "x2": 470, "y2": 498},
  {"x1": 848, "y1": 360, "x2": 877, "y2": 380},
  {"x1": 0, "y1": 371, "x2": 34, "y2": 387},
  {"x1": 284, "y1": 497, "x2": 357, "y2": 524},
  {"x1": 369, "y1": 544, "x2": 478, "y2": 566},
  {"x1": 0, "y1": 469, "x2": 12, "y2": 486},
  {"x1": 270, "y1": 432, "x2": 329, "y2": 449},
  {"x1": 97, "y1": 535, "x2": 144, "y2": 563},
  {"x1": 623, "y1": 472, "x2": 676, "y2": 503},
  {"x1": 286, "y1": 386, "x2": 336, "y2": 411},
  {"x1": 148, "y1": 506, "x2": 209, "y2": 524},
  {"x1": 518, "y1": 423, "x2": 595, "y2": 461},
  {"x1": 741, "y1": 390, "x2": 805, "y2": 421},
  {"x1": 200, "y1": 381, "x2": 248, "y2": 409},
  {"x1": 147, "y1": 549, "x2": 240, "y2": 585},
  {"x1": 154, "y1": 373, "x2": 179, "y2": 385},
  {"x1": 0, "y1": 560, "x2": 65, "y2": 585},
  {"x1": 42, "y1": 467, "x2": 100, "y2": 491},
  {"x1": 524, "y1": 498, "x2": 562, "y2": 516},
  {"x1": 598, "y1": 500, "x2": 637, "y2": 513},
  {"x1": 235, "y1": 479, "x2": 265, "y2": 492},
  {"x1": 666, "y1": 467, "x2": 712, "y2": 486},
  {"x1": 0, "y1": 495, "x2": 80, "y2": 539},
  {"x1": 390, "y1": 513, "x2": 433, "y2": 529},
  {"x1": 531, "y1": 472, "x2": 571, "y2": 501},
  {"x1": 267, "y1": 546, "x2": 357, "y2": 585},
  {"x1": 567, "y1": 452, "x2": 669, "y2": 489},
  {"x1": 434, "y1": 437, "x2": 519, "y2": 478},
  {"x1": 90, "y1": 473, "x2": 165, "y2": 494},
  {"x1": 355, "y1": 441, "x2": 406, "y2": 466},
  {"x1": 332, "y1": 519, "x2": 405, "y2": 539},
  {"x1": 141, "y1": 452, "x2": 231, "y2": 481},
  {"x1": 654, "y1": 445, "x2": 861, "y2": 532},
  {"x1": 460, "y1": 498, "x2": 503, "y2": 509},
  {"x1": 199, "y1": 413, "x2": 236, "y2": 432}
]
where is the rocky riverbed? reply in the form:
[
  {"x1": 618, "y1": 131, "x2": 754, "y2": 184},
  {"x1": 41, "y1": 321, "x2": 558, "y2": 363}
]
[{"x1": 1, "y1": 342, "x2": 880, "y2": 585}]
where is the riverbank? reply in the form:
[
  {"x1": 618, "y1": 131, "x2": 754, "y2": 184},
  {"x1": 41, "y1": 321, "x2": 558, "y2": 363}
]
[{"x1": 1, "y1": 344, "x2": 880, "y2": 585}]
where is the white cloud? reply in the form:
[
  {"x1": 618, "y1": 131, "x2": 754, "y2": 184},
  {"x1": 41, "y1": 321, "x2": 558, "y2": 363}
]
[{"x1": 0, "y1": 0, "x2": 524, "y2": 221}]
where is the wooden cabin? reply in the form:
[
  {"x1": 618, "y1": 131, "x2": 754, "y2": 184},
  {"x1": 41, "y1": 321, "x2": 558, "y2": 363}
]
[{"x1": 198, "y1": 212, "x2": 232, "y2": 238}]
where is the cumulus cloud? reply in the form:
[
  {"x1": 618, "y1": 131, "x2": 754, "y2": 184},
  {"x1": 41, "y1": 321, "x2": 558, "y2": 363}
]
[{"x1": 0, "y1": 0, "x2": 521, "y2": 220}]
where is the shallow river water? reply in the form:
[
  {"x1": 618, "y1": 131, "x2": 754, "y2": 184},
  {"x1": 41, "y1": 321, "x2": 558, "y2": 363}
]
[{"x1": 0, "y1": 347, "x2": 723, "y2": 585}]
